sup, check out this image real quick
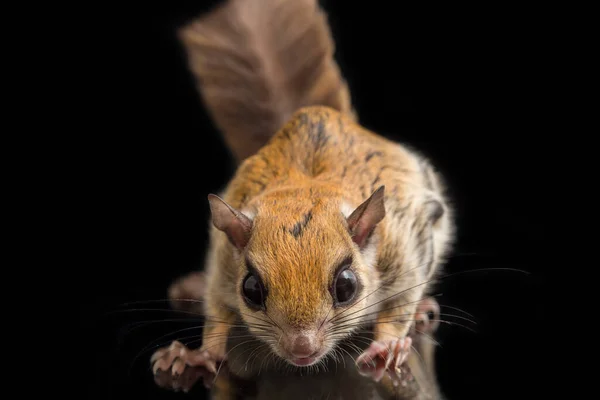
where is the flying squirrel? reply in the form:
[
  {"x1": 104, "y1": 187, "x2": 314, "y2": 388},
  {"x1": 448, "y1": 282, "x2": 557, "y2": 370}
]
[{"x1": 150, "y1": 0, "x2": 455, "y2": 398}]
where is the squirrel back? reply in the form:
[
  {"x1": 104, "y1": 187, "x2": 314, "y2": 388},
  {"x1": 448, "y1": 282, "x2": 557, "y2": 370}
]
[{"x1": 179, "y1": 0, "x2": 357, "y2": 163}]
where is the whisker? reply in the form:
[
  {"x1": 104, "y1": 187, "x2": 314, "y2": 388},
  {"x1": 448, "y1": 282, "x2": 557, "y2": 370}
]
[
  {"x1": 352, "y1": 327, "x2": 442, "y2": 348},
  {"x1": 254, "y1": 343, "x2": 274, "y2": 375},
  {"x1": 130, "y1": 335, "x2": 228, "y2": 378},
  {"x1": 126, "y1": 320, "x2": 272, "y2": 377},
  {"x1": 259, "y1": 345, "x2": 276, "y2": 376},
  {"x1": 112, "y1": 298, "x2": 205, "y2": 308},
  {"x1": 186, "y1": 333, "x2": 274, "y2": 352},
  {"x1": 330, "y1": 262, "x2": 502, "y2": 329},
  {"x1": 342, "y1": 340, "x2": 367, "y2": 360},
  {"x1": 337, "y1": 345, "x2": 355, "y2": 366},
  {"x1": 129, "y1": 329, "x2": 269, "y2": 378},
  {"x1": 105, "y1": 307, "x2": 205, "y2": 318},
  {"x1": 263, "y1": 311, "x2": 284, "y2": 333},
  {"x1": 133, "y1": 325, "x2": 206, "y2": 359},
  {"x1": 329, "y1": 262, "x2": 529, "y2": 328},
  {"x1": 213, "y1": 338, "x2": 262, "y2": 384},
  {"x1": 409, "y1": 343, "x2": 427, "y2": 369},
  {"x1": 318, "y1": 302, "x2": 335, "y2": 332},
  {"x1": 328, "y1": 311, "x2": 475, "y2": 338},
  {"x1": 331, "y1": 347, "x2": 345, "y2": 369},
  {"x1": 108, "y1": 309, "x2": 271, "y2": 334},
  {"x1": 331, "y1": 308, "x2": 477, "y2": 333},
  {"x1": 438, "y1": 267, "x2": 531, "y2": 279},
  {"x1": 349, "y1": 336, "x2": 380, "y2": 365},
  {"x1": 328, "y1": 315, "x2": 455, "y2": 337},
  {"x1": 105, "y1": 298, "x2": 276, "y2": 327},
  {"x1": 114, "y1": 316, "x2": 272, "y2": 341},
  {"x1": 439, "y1": 304, "x2": 475, "y2": 318},
  {"x1": 114, "y1": 318, "x2": 200, "y2": 341},
  {"x1": 331, "y1": 294, "x2": 440, "y2": 328},
  {"x1": 331, "y1": 279, "x2": 437, "y2": 326},
  {"x1": 330, "y1": 256, "x2": 433, "y2": 323},
  {"x1": 236, "y1": 341, "x2": 269, "y2": 372},
  {"x1": 410, "y1": 327, "x2": 441, "y2": 347},
  {"x1": 342, "y1": 318, "x2": 477, "y2": 334}
]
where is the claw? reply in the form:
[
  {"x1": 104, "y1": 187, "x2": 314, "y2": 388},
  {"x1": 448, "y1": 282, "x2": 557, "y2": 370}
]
[
  {"x1": 150, "y1": 341, "x2": 222, "y2": 392},
  {"x1": 356, "y1": 337, "x2": 412, "y2": 384}
]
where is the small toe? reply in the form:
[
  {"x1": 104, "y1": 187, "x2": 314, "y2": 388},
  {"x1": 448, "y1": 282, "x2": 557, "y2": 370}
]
[
  {"x1": 172, "y1": 357, "x2": 186, "y2": 376},
  {"x1": 150, "y1": 348, "x2": 167, "y2": 364}
]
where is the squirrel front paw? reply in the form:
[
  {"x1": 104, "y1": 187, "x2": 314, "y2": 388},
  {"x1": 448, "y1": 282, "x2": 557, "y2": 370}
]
[
  {"x1": 355, "y1": 337, "x2": 414, "y2": 387},
  {"x1": 151, "y1": 340, "x2": 224, "y2": 392}
]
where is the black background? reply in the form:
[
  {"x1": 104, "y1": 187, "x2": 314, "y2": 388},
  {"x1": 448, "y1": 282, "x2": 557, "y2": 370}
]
[{"x1": 80, "y1": 1, "x2": 554, "y2": 399}]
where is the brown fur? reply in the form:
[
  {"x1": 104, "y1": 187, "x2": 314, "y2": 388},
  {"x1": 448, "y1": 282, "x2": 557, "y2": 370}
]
[{"x1": 179, "y1": 0, "x2": 356, "y2": 163}]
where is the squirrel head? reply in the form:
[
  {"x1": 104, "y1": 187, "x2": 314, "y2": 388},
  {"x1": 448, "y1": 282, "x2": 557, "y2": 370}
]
[{"x1": 207, "y1": 185, "x2": 386, "y2": 367}]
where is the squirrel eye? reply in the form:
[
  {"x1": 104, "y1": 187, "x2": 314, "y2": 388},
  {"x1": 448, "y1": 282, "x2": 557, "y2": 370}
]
[
  {"x1": 242, "y1": 273, "x2": 265, "y2": 309},
  {"x1": 334, "y1": 268, "x2": 358, "y2": 305}
]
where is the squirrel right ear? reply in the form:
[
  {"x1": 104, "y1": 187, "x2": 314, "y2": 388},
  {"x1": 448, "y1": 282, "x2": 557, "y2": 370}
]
[
  {"x1": 346, "y1": 186, "x2": 386, "y2": 248},
  {"x1": 207, "y1": 194, "x2": 253, "y2": 249}
]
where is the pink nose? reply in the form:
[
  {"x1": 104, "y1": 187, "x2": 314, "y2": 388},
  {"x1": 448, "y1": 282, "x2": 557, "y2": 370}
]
[{"x1": 290, "y1": 335, "x2": 315, "y2": 358}]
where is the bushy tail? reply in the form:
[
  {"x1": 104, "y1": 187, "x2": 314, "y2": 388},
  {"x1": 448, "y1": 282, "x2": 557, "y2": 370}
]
[{"x1": 179, "y1": 0, "x2": 356, "y2": 163}]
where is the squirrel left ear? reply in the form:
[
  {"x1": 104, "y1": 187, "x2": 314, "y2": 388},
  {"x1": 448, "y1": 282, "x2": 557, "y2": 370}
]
[
  {"x1": 346, "y1": 186, "x2": 386, "y2": 248},
  {"x1": 207, "y1": 194, "x2": 253, "y2": 249}
]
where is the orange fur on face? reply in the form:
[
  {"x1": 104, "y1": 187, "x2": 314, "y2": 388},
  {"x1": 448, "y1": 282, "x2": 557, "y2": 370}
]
[{"x1": 247, "y1": 190, "x2": 354, "y2": 328}]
